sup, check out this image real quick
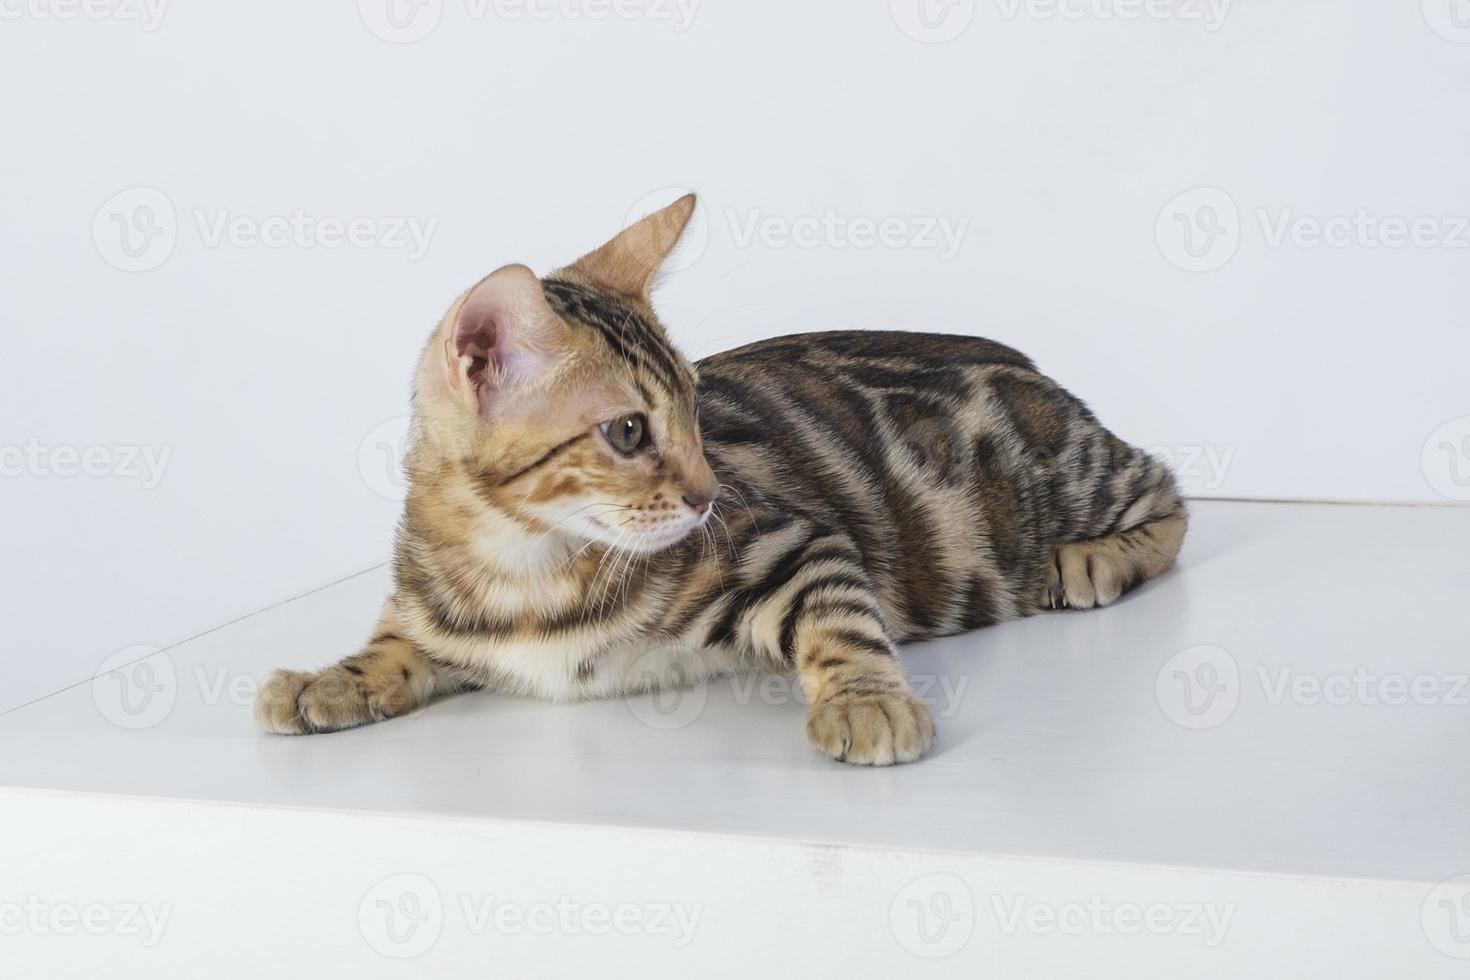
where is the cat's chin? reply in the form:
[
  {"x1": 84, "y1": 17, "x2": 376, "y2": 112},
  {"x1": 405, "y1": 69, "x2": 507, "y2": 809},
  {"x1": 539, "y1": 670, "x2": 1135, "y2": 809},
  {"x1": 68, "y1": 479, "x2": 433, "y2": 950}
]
[
  {"x1": 583, "y1": 518, "x2": 700, "y2": 555},
  {"x1": 622, "y1": 522, "x2": 701, "y2": 554}
]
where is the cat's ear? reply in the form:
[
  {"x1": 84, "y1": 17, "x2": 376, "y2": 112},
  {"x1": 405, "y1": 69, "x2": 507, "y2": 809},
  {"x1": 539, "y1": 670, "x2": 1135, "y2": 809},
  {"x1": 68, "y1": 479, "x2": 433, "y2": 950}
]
[
  {"x1": 430, "y1": 263, "x2": 567, "y2": 416},
  {"x1": 563, "y1": 193, "x2": 697, "y2": 300}
]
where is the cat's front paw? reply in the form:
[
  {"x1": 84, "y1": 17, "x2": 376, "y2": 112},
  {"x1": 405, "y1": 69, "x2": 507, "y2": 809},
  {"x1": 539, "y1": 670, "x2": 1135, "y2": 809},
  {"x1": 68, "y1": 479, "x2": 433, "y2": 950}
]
[
  {"x1": 254, "y1": 667, "x2": 379, "y2": 735},
  {"x1": 805, "y1": 690, "x2": 935, "y2": 766}
]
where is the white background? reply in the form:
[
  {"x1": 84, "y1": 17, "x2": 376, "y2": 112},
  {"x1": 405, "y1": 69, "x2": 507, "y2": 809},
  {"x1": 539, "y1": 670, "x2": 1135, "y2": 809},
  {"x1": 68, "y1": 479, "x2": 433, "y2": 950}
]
[{"x1": 2, "y1": 0, "x2": 1468, "y2": 710}]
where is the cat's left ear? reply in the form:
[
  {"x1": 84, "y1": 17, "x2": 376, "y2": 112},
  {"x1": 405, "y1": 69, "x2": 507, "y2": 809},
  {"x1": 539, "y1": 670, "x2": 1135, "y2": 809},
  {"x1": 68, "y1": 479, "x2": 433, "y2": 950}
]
[
  {"x1": 562, "y1": 193, "x2": 697, "y2": 300},
  {"x1": 428, "y1": 263, "x2": 569, "y2": 417}
]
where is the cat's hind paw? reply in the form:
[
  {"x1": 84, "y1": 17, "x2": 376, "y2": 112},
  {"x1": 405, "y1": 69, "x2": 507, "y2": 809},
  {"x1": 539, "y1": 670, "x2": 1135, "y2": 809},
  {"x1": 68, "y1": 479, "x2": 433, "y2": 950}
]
[{"x1": 1043, "y1": 542, "x2": 1126, "y2": 610}]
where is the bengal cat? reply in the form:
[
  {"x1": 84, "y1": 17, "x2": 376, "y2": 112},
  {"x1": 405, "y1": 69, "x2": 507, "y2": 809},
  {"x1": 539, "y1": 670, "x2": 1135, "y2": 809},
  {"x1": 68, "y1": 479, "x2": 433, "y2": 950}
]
[{"x1": 255, "y1": 195, "x2": 1186, "y2": 765}]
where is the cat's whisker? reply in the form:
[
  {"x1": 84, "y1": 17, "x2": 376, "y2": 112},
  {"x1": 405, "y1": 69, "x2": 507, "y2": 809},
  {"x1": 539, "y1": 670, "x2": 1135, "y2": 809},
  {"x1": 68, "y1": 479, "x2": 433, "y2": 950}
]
[
  {"x1": 709, "y1": 505, "x2": 738, "y2": 562},
  {"x1": 563, "y1": 532, "x2": 609, "y2": 569},
  {"x1": 529, "y1": 502, "x2": 633, "y2": 558},
  {"x1": 718, "y1": 483, "x2": 758, "y2": 530},
  {"x1": 587, "y1": 533, "x2": 623, "y2": 615},
  {"x1": 591, "y1": 527, "x2": 638, "y2": 615},
  {"x1": 615, "y1": 544, "x2": 641, "y2": 609},
  {"x1": 700, "y1": 523, "x2": 726, "y2": 593}
]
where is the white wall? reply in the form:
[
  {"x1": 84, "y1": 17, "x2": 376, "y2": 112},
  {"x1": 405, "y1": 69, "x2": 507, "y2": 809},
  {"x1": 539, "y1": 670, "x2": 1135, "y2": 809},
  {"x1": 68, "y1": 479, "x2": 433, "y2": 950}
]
[{"x1": 3, "y1": 0, "x2": 1468, "y2": 709}]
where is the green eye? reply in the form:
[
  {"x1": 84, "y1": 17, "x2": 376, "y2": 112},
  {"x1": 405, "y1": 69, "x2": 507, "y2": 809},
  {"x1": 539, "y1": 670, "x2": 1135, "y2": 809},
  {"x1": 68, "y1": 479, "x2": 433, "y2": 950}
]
[{"x1": 602, "y1": 413, "x2": 649, "y2": 455}]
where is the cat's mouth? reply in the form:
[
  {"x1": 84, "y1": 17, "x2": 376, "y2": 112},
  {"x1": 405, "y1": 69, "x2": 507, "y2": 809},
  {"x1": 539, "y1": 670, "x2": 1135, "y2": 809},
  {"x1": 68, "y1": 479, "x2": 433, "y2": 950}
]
[{"x1": 586, "y1": 514, "x2": 703, "y2": 554}]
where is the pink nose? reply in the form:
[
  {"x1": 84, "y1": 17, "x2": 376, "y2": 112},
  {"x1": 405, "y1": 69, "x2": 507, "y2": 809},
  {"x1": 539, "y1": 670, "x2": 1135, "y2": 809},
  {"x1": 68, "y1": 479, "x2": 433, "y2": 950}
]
[{"x1": 681, "y1": 489, "x2": 714, "y2": 514}]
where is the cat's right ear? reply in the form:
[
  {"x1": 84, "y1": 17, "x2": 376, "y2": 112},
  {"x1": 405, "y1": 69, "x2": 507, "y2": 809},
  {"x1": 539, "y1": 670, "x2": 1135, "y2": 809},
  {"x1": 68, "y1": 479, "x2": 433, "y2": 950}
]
[{"x1": 429, "y1": 264, "x2": 567, "y2": 417}]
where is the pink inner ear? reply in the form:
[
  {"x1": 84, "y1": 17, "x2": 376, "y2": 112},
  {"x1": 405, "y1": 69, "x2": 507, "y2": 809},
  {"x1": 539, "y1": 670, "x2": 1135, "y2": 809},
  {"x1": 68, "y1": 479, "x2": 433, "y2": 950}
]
[
  {"x1": 446, "y1": 265, "x2": 562, "y2": 414},
  {"x1": 455, "y1": 312, "x2": 498, "y2": 388}
]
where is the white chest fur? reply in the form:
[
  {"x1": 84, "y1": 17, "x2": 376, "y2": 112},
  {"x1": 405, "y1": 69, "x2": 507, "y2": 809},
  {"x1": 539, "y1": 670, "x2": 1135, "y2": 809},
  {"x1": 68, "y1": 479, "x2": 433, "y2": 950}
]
[{"x1": 449, "y1": 628, "x2": 740, "y2": 703}]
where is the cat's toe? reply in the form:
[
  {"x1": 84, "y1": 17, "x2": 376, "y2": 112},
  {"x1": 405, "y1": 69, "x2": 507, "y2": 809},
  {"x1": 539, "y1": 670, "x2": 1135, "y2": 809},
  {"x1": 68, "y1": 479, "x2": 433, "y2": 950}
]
[
  {"x1": 806, "y1": 691, "x2": 934, "y2": 766},
  {"x1": 1044, "y1": 544, "x2": 1126, "y2": 610},
  {"x1": 254, "y1": 669, "x2": 313, "y2": 734},
  {"x1": 254, "y1": 667, "x2": 372, "y2": 735}
]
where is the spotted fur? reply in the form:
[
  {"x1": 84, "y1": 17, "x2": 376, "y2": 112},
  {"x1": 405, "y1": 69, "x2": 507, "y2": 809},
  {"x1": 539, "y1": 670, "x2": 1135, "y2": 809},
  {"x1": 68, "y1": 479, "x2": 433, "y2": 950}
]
[{"x1": 256, "y1": 195, "x2": 1186, "y2": 765}]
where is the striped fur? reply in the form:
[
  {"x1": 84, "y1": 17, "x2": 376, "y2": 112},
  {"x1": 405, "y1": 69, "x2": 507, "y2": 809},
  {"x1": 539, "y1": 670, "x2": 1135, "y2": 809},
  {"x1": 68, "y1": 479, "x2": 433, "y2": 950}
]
[{"x1": 256, "y1": 195, "x2": 1186, "y2": 765}]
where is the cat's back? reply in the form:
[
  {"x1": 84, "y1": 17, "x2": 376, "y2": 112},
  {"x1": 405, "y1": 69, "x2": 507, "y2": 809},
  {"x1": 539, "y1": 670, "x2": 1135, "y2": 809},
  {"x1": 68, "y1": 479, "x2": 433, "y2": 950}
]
[
  {"x1": 696, "y1": 329, "x2": 1036, "y2": 381},
  {"x1": 693, "y1": 330, "x2": 1050, "y2": 467},
  {"x1": 692, "y1": 329, "x2": 1051, "y2": 470}
]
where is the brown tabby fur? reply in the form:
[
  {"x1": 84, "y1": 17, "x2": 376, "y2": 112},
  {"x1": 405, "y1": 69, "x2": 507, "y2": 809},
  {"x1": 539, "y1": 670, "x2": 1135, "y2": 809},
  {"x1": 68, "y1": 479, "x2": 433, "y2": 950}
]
[{"x1": 256, "y1": 195, "x2": 1186, "y2": 765}]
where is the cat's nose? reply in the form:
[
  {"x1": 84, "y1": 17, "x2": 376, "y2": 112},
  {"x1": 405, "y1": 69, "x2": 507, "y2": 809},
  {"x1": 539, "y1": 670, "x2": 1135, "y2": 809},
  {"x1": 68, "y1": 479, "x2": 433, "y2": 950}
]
[{"x1": 681, "y1": 489, "x2": 714, "y2": 515}]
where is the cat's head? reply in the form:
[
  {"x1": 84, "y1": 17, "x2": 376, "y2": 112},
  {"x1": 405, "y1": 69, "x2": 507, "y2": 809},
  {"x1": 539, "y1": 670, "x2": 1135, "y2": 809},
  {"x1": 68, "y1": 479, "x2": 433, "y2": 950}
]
[{"x1": 412, "y1": 195, "x2": 718, "y2": 556}]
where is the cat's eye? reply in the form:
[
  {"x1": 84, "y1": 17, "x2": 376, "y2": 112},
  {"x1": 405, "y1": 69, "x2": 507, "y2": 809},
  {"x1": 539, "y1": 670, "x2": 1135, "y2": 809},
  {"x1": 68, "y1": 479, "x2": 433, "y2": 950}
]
[{"x1": 601, "y1": 413, "x2": 649, "y2": 455}]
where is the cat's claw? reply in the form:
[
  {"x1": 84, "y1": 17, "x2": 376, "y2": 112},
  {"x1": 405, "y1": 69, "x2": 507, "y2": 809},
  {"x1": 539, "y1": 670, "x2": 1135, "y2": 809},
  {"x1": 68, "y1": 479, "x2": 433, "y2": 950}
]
[{"x1": 805, "y1": 690, "x2": 935, "y2": 766}]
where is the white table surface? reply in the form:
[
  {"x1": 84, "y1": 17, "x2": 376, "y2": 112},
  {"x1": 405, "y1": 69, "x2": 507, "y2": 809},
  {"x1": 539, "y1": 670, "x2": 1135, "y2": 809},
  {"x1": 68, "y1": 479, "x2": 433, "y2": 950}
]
[{"x1": 3, "y1": 500, "x2": 1468, "y2": 977}]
